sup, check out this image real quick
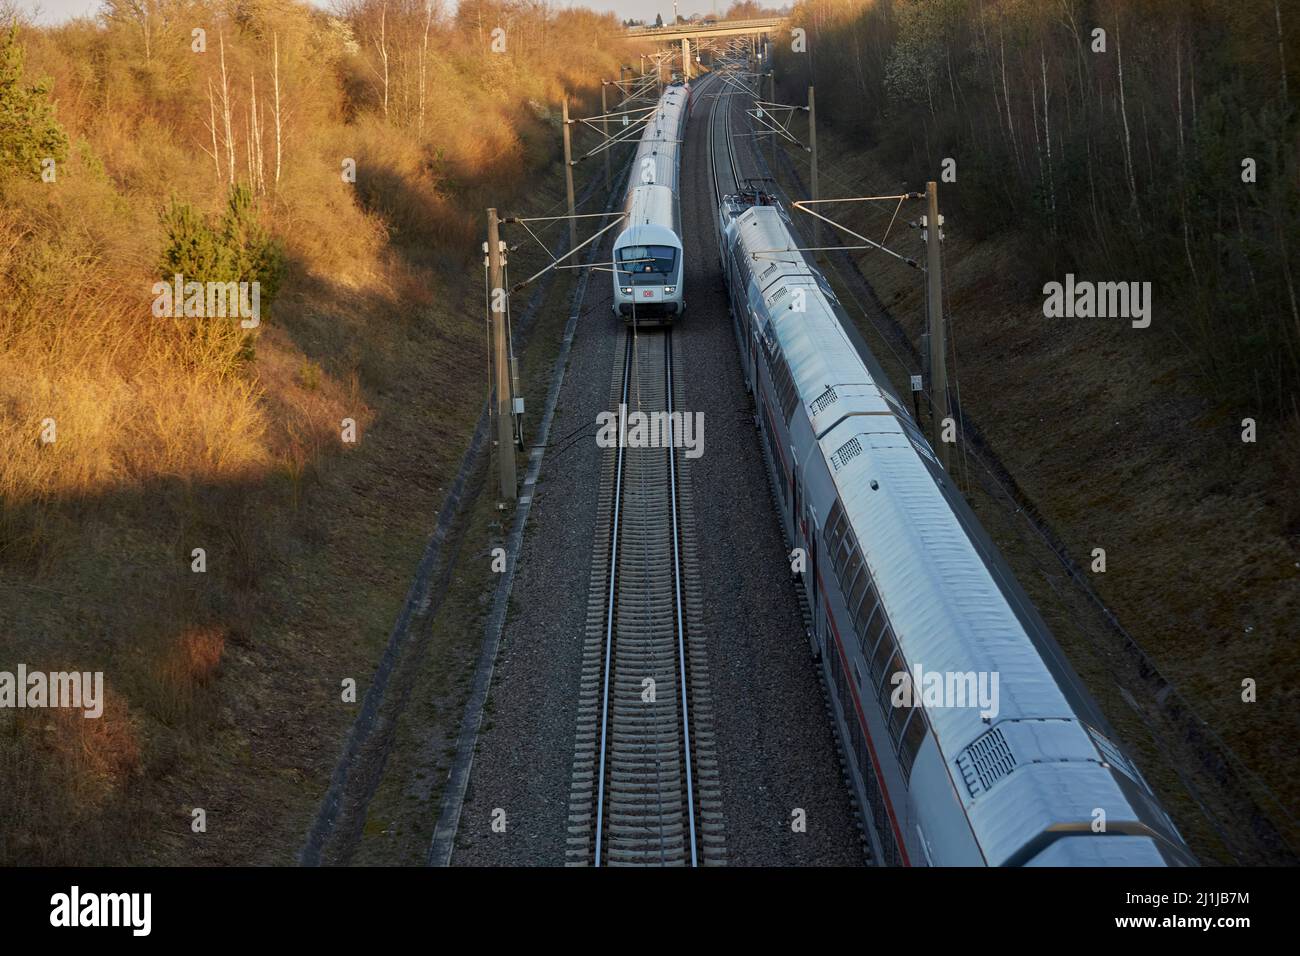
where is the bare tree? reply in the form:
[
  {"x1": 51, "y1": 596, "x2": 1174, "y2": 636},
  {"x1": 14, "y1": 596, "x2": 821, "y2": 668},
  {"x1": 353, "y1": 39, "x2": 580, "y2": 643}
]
[
  {"x1": 101, "y1": 0, "x2": 169, "y2": 61},
  {"x1": 418, "y1": 1, "x2": 433, "y2": 135},
  {"x1": 1114, "y1": 15, "x2": 1139, "y2": 223},
  {"x1": 272, "y1": 32, "x2": 283, "y2": 187},
  {"x1": 249, "y1": 71, "x2": 266, "y2": 194},
  {"x1": 1276, "y1": 0, "x2": 1289, "y2": 105},
  {"x1": 1041, "y1": 46, "x2": 1055, "y2": 229},
  {"x1": 999, "y1": 27, "x2": 1022, "y2": 174},
  {"x1": 219, "y1": 32, "x2": 237, "y2": 185},
  {"x1": 202, "y1": 77, "x2": 222, "y2": 185},
  {"x1": 375, "y1": 2, "x2": 390, "y2": 120},
  {"x1": 0, "y1": 0, "x2": 33, "y2": 28}
]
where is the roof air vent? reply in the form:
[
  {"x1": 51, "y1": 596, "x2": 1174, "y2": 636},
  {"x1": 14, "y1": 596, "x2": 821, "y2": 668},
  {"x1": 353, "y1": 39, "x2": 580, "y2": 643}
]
[
  {"x1": 830, "y1": 436, "x2": 862, "y2": 471},
  {"x1": 957, "y1": 727, "x2": 1017, "y2": 798},
  {"x1": 810, "y1": 385, "x2": 838, "y2": 416}
]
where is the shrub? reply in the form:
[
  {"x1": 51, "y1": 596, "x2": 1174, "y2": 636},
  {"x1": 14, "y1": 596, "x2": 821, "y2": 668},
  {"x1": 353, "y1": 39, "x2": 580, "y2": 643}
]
[
  {"x1": 0, "y1": 26, "x2": 69, "y2": 178},
  {"x1": 158, "y1": 184, "x2": 285, "y2": 373}
]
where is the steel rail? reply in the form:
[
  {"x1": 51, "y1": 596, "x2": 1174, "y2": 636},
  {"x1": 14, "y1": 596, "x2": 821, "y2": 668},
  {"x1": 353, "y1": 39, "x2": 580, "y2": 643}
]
[
  {"x1": 665, "y1": 328, "x2": 698, "y2": 866},
  {"x1": 592, "y1": 334, "x2": 631, "y2": 866}
]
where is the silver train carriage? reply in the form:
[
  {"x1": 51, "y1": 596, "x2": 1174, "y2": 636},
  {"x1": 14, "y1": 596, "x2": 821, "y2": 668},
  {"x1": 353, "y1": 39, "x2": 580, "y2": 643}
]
[
  {"x1": 611, "y1": 81, "x2": 690, "y2": 325},
  {"x1": 718, "y1": 190, "x2": 1195, "y2": 867}
]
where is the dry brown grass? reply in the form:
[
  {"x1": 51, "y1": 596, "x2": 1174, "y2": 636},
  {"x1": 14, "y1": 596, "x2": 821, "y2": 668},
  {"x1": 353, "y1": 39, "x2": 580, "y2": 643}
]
[
  {"x1": 0, "y1": 166, "x2": 272, "y2": 515},
  {"x1": 0, "y1": 686, "x2": 141, "y2": 864},
  {"x1": 0, "y1": 2, "x2": 626, "y2": 864},
  {"x1": 142, "y1": 626, "x2": 226, "y2": 726}
]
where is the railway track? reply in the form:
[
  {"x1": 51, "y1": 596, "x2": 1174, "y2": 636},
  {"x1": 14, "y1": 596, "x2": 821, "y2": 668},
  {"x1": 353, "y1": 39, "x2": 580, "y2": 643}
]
[
  {"x1": 706, "y1": 63, "x2": 874, "y2": 864},
  {"x1": 566, "y1": 328, "x2": 725, "y2": 866},
  {"x1": 708, "y1": 65, "x2": 746, "y2": 203}
]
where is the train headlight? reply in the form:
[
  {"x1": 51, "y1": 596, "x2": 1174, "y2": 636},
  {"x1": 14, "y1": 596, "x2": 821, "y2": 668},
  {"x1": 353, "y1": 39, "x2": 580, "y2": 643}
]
[
  {"x1": 620, "y1": 286, "x2": 633, "y2": 295},
  {"x1": 664, "y1": 286, "x2": 676, "y2": 294}
]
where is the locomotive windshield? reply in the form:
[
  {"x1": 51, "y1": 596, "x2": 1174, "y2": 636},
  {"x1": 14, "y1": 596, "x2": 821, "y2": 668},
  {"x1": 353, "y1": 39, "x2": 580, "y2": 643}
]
[{"x1": 618, "y1": 245, "x2": 677, "y2": 283}]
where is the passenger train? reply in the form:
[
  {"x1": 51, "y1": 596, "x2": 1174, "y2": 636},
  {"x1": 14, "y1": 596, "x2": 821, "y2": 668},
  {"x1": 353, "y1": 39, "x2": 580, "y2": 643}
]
[
  {"x1": 718, "y1": 187, "x2": 1196, "y2": 866},
  {"x1": 611, "y1": 81, "x2": 690, "y2": 325}
]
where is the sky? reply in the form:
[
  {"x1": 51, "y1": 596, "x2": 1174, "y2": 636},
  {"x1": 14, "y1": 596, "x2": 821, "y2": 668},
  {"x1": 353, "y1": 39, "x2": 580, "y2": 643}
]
[{"x1": 25, "y1": 0, "x2": 729, "y2": 28}]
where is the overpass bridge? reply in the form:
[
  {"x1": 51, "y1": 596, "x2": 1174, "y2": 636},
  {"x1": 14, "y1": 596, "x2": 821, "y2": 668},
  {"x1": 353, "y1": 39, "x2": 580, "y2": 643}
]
[
  {"x1": 620, "y1": 17, "x2": 784, "y2": 42},
  {"x1": 619, "y1": 17, "x2": 784, "y2": 81}
]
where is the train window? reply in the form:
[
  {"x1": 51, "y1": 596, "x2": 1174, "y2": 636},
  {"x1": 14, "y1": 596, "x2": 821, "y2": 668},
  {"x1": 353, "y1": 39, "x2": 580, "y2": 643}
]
[
  {"x1": 836, "y1": 529, "x2": 857, "y2": 578},
  {"x1": 853, "y1": 588, "x2": 879, "y2": 641},
  {"x1": 825, "y1": 504, "x2": 847, "y2": 558},
  {"x1": 888, "y1": 691, "x2": 912, "y2": 744},
  {"x1": 851, "y1": 599, "x2": 869, "y2": 646},
  {"x1": 864, "y1": 607, "x2": 888, "y2": 659},
  {"x1": 839, "y1": 548, "x2": 860, "y2": 597},
  {"x1": 838, "y1": 558, "x2": 860, "y2": 604},
  {"x1": 833, "y1": 512, "x2": 849, "y2": 551},
  {"x1": 899, "y1": 709, "x2": 928, "y2": 781},
  {"x1": 869, "y1": 625, "x2": 895, "y2": 685},
  {"x1": 839, "y1": 561, "x2": 859, "y2": 619},
  {"x1": 855, "y1": 567, "x2": 876, "y2": 611},
  {"x1": 832, "y1": 552, "x2": 845, "y2": 593},
  {"x1": 846, "y1": 566, "x2": 869, "y2": 625},
  {"x1": 878, "y1": 649, "x2": 907, "y2": 709},
  {"x1": 617, "y1": 245, "x2": 677, "y2": 278}
]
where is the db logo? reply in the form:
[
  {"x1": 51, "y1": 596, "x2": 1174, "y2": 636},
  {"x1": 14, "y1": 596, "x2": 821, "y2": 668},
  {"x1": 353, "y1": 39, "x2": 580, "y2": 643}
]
[{"x1": 643, "y1": 290, "x2": 653, "y2": 298}]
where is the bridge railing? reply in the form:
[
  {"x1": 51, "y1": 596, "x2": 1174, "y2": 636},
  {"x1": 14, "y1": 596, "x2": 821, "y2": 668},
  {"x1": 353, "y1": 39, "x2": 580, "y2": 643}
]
[{"x1": 623, "y1": 18, "x2": 784, "y2": 36}]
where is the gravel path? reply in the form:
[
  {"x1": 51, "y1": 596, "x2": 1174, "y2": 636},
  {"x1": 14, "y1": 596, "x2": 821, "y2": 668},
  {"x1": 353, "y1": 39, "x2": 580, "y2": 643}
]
[{"x1": 449, "y1": 268, "x2": 617, "y2": 865}]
